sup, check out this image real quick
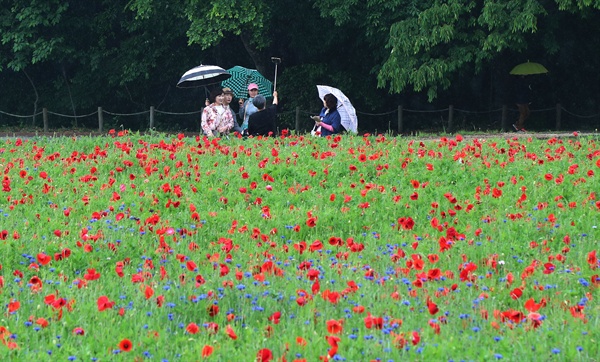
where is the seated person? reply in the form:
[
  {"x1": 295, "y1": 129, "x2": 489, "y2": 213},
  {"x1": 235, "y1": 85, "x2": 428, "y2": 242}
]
[{"x1": 247, "y1": 91, "x2": 279, "y2": 137}]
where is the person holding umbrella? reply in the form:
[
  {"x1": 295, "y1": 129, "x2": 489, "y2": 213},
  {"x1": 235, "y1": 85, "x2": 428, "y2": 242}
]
[
  {"x1": 238, "y1": 83, "x2": 260, "y2": 131},
  {"x1": 513, "y1": 75, "x2": 531, "y2": 132},
  {"x1": 311, "y1": 93, "x2": 342, "y2": 137}
]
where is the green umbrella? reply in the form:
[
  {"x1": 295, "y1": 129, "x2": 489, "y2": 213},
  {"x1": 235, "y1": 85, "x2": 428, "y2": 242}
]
[
  {"x1": 221, "y1": 66, "x2": 273, "y2": 98},
  {"x1": 509, "y1": 61, "x2": 548, "y2": 75}
]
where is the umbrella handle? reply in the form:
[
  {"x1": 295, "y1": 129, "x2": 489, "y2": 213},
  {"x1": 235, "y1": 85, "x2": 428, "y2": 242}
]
[{"x1": 273, "y1": 64, "x2": 278, "y2": 92}]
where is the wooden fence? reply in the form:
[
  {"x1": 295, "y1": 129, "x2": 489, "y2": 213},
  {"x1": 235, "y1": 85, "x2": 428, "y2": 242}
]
[{"x1": 2, "y1": 103, "x2": 598, "y2": 134}]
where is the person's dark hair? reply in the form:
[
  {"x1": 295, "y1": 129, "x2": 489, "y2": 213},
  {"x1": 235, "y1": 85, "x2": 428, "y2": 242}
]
[
  {"x1": 252, "y1": 95, "x2": 266, "y2": 109},
  {"x1": 208, "y1": 88, "x2": 223, "y2": 103},
  {"x1": 324, "y1": 93, "x2": 338, "y2": 111}
]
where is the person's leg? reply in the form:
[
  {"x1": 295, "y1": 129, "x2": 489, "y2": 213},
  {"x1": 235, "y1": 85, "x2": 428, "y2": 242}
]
[{"x1": 516, "y1": 103, "x2": 529, "y2": 130}]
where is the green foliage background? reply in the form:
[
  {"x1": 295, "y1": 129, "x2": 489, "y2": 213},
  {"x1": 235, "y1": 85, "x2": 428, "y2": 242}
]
[{"x1": 1, "y1": 0, "x2": 600, "y2": 132}]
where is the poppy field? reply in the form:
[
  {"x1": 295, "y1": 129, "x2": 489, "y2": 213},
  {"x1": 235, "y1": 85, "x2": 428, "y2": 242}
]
[{"x1": 0, "y1": 132, "x2": 599, "y2": 361}]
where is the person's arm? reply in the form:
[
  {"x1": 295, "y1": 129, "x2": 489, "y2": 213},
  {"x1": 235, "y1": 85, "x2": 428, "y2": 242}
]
[
  {"x1": 217, "y1": 109, "x2": 235, "y2": 134},
  {"x1": 201, "y1": 108, "x2": 214, "y2": 137},
  {"x1": 318, "y1": 110, "x2": 341, "y2": 133},
  {"x1": 330, "y1": 111, "x2": 342, "y2": 133},
  {"x1": 272, "y1": 91, "x2": 278, "y2": 105},
  {"x1": 238, "y1": 100, "x2": 246, "y2": 119}
]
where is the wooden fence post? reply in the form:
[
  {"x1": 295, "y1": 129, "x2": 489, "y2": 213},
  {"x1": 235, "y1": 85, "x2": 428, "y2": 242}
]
[
  {"x1": 149, "y1": 106, "x2": 155, "y2": 130},
  {"x1": 43, "y1": 108, "x2": 49, "y2": 132},
  {"x1": 295, "y1": 106, "x2": 300, "y2": 134},
  {"x1": 397, "y1": 105, "x2": 403, "y2": 134},
  {"x1": 555, "y1": 103, "x2": 561, "y2": 131},
  {"x1": 98, "y1": 107, "x2": 104, "y2": 133},
  {"x1": 448, "y1": 105, "x2": 454, "y2": 132}
]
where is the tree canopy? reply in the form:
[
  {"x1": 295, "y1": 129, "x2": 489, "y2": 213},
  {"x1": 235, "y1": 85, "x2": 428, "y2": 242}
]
[{"x1": 1, "y1": 0, "x2": 599, "y2": 132}]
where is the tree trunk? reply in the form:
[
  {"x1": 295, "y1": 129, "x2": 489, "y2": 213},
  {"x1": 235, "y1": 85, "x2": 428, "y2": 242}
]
[
  {"x1": 23, "y1": 69, "x2": 39, "y2": 127},
  {"x1": 240, "y1": 33, "x2": 268, "y2": 79}
]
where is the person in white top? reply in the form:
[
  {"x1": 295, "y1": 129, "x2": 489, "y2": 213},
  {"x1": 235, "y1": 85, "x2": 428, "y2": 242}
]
[{"x1": 201, "y1": 88, "x2": 234, "y2": 137}]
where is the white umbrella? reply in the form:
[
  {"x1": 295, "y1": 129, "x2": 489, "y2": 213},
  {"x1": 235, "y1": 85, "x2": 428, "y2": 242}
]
[
  {"x1": 177, "y1": 64, "x2": 231, "y2": 88},
  {"x1": 316, "y1": 85, "x2": 358, "y2": 133}
]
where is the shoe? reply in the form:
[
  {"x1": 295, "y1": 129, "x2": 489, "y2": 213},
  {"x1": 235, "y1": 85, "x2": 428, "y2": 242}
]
[{"x1": 512, "y1": 124, "x2": 519, "y2": 131}]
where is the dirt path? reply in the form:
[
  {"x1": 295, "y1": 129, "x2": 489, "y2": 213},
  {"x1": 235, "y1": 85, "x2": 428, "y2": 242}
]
[{"x1": 1, "y1": 129, "x2": 595, "y2": 140}]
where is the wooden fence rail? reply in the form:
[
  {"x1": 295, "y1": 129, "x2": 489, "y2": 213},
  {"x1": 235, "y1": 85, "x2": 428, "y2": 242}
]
[{"x1": 10, "y1": 102, "x2": 598, "y2": 133}]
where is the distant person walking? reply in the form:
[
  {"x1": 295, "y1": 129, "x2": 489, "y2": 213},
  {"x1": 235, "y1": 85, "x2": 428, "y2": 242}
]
[{"x1": 513, "y1": 76, "x2": 531, "y2": 132}]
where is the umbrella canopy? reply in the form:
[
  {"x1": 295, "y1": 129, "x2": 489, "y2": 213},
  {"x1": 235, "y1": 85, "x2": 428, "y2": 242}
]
[
  {"x1": 316, "y1": 85, "x2": 358, "y2": 133},
  {"x1": 177, "y1": 65, "x2": 231, "y2": 88},
  {"x1": 510, "y1": 62, "x2": 548, "y2": 75},
  {"x1": 221, "y1": 66, "x2": 273, "y2": 98}
]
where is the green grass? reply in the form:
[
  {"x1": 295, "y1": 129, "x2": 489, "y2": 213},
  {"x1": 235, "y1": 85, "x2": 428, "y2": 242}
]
[{"x1": 0, "y1": 132, "x2": 598, "y2": 361}]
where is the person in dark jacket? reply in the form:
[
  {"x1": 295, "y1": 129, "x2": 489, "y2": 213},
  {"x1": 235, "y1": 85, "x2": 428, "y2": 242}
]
[
  {"x1": 247, "y1": 91, "x2": 279, "y2": 137},
  {"x1": 514, "y1": 76, "x2": 531, "y2": 132},
  {"x1": 313, "y1": 93, "x2": 342, "y2": 137}
]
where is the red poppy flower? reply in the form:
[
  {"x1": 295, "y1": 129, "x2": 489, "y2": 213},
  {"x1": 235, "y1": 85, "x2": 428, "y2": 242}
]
[
  {"x1": 186, "y1": 322, "x2": 200, "y2": 334},
  {"x1": 207, "y1": 304, "x2": 219, "y2": 317},
  {"x1": 328, "y1": 236, "x2": 343, "y2": 246},
  {"x1": 84, "y1": 268, "x2": 101, "y2": 281},
  {"x1": 427, "y1": 268, "x2": 442, "y2": 280},
  {"x1": 364, "y1": 314, "x2": 383, "y2": 329},
  {"x1": 225, "y1": 325, "x2": 237, "y2": 340},
  {"x1": 186, "y1": 260, "x2": 198, "y2": 271},
  {"x1": 524, "y1": 298, "x2": 546, "y2": 312},
  {"x1": 7, "y1": 299, "x2": 20, "y2": 313},
  {"x1": 326, "y1": 319, "x2": 343, "y2": 334},
  {"x1": 37, "y1": 253, "x2": 51, "y2": 266},
  {"x1": 72, "y1": 327, "x2": 85, "y2": 335},
  {"x1": 256, "y1": 348, "x2": 273, "y2": 362},
  {"x1": 500, "y1": 309, "x2": 524, "y2": 324},
  {"x1": 33, "y1": 319, "x2": 48, "y2": 332},
  {"x1": 201, "y1": 345, "x2": 214, "y2": 358},
  {"x1": 308, "y1": 240, "x2": 323, "y2": 252},
  {"x1": 587, "y1": 250, "x2": 597, "y2": 269},
  {"x1": 397, "y1": 217, "x2": 415, "y2": 230},
  {"x1": 427, "y1": 254, "x2": 439, "y2": 264},
  {"x1": 268, "y1": 311, "x2": 281, "y2": 324},
  {"x1": 97, "y1": 295, "x2": 115, "y2": 312},
  {"x1": 119, "y1": 338, "x2": 133, "y2": 352},
  {"x1": 312, "y1": 280, "x2": 321, "y2": 295},
  {"x1": 427, "y1": 297, "x2": 439, "y2": 315},
  {"x1": 510, "y1": 287, "x2": 523, "y2": 300},
  {"x1": 144, "y1": 285, "x2": 154, "y2": 300}
]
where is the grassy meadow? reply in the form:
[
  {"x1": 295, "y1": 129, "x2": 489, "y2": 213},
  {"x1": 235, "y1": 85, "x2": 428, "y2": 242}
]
[{"x1": 0, "y1": 131, "x2": 598, "y2": 361}]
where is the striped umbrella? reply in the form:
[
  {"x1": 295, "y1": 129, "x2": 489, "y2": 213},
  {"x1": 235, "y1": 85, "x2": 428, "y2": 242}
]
[
  {"x1": 221, "y1": 66, "x2": 273, "y2": 98},
  {"x1": 177, "y1": 65, "x2": 231, "y2": 88}
]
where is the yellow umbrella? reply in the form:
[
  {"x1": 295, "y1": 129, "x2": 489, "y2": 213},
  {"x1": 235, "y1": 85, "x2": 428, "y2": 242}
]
[{"x1": 510, "y1": 61, "x2": 548, "y2": 75}]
